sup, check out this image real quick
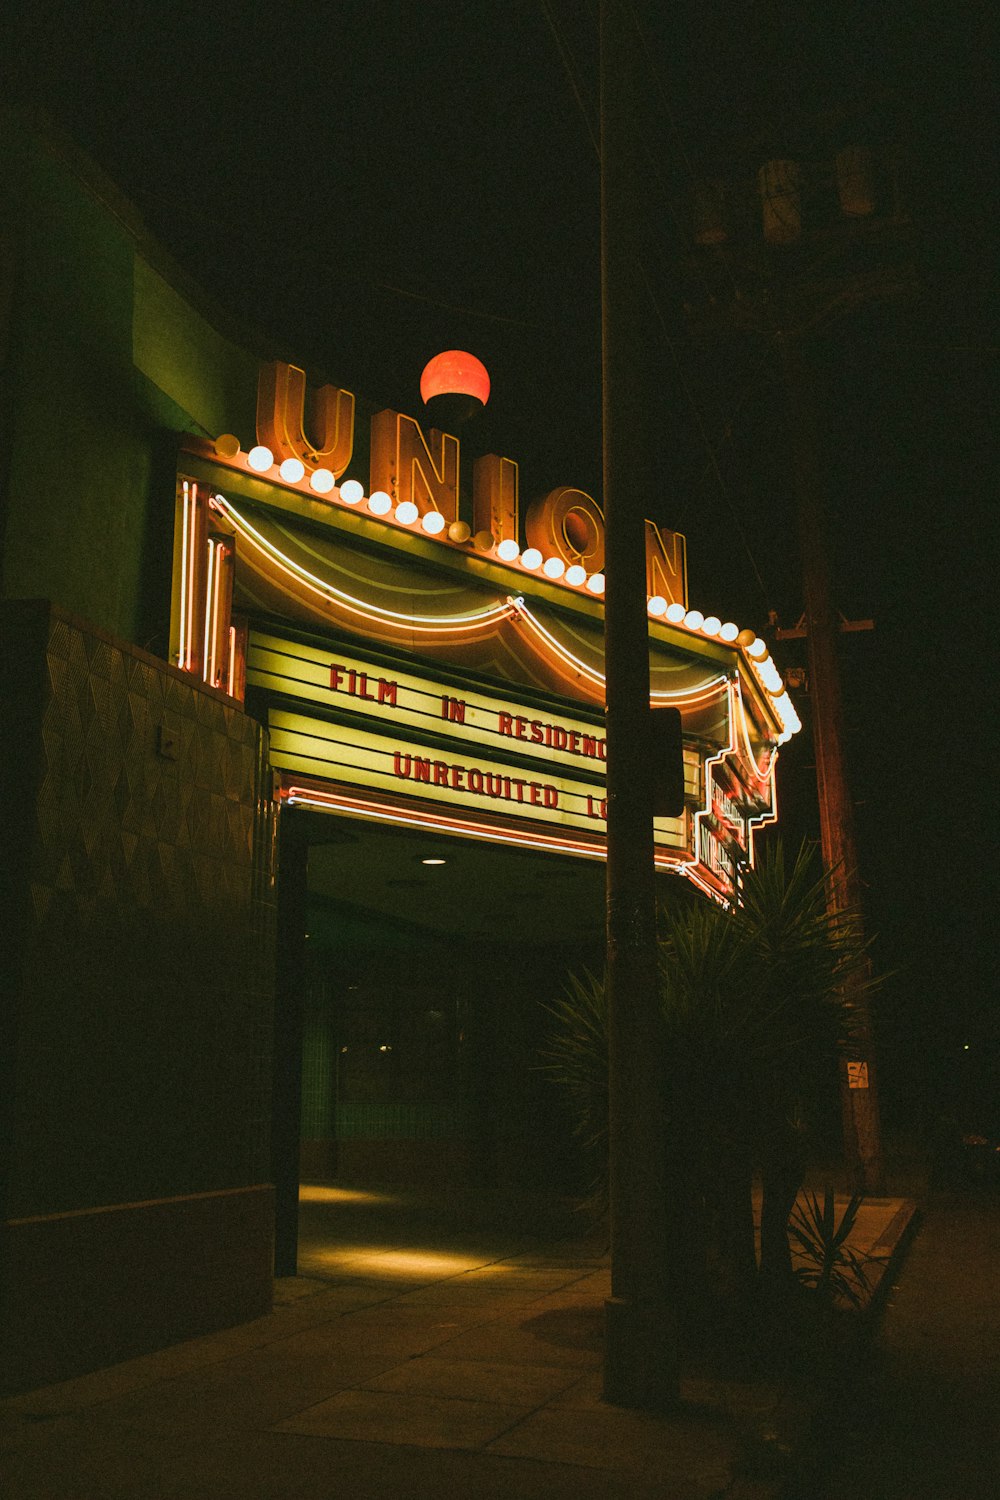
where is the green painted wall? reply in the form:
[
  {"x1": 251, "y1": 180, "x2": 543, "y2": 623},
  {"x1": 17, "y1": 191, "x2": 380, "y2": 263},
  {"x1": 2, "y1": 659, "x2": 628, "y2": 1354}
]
[{"x1": 0, "y1": 110, "x2": 257, "y2": 650}]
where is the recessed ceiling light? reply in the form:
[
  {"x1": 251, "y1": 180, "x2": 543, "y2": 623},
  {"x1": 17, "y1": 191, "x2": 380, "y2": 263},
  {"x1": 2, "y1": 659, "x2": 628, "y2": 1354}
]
[{"x1": 420, "y1": 857, "x2": 447, "y2": 866}]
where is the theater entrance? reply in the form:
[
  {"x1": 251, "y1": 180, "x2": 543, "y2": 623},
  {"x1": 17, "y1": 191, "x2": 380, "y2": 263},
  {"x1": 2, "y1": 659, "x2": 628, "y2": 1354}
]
[{"x1": 272, "y1": 809, "x2": 609, "y2": 1274}]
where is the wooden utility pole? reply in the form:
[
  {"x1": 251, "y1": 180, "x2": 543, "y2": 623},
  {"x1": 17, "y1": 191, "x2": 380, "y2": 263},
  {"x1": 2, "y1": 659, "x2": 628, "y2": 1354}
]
[
  {"x1": 683, "y1": 120, "x2": 914, "y2": 1194},
  {"x1": 778, "y1": 331, "x2": 884, "y2": 1194},
  {"x1": 599, "y1": 0, "x2": 678, "y2": 1409}
]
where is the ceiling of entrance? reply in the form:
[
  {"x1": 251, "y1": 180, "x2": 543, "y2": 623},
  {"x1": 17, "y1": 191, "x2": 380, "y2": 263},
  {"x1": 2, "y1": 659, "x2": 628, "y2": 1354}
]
[{"x1": 304, "y1": 816, "x2": 610, "y2": 947}]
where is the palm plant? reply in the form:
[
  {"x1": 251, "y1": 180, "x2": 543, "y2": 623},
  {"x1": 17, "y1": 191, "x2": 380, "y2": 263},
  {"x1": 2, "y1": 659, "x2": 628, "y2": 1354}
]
[
  {"x1": 541, "y1": 967, "x2": 610, "y2": 1205},
  {"x1": 540, "y1": 839, "x2": 876, "y2": 1319},
  {"x1": 787, "y1": 1188, "x2": 877, "y2": 1308}
]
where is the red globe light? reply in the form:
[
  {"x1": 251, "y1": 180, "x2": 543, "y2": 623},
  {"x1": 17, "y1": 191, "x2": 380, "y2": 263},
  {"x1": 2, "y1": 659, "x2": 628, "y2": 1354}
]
[{"x1": 419, "y1": 350, "x2": 490, "y2": 407}]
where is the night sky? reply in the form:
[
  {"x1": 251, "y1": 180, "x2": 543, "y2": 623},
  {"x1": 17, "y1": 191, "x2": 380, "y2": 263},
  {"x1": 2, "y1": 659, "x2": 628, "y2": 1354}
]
[{"x1": 3, "y1": 1, "x2": 996, "y2": 1123}]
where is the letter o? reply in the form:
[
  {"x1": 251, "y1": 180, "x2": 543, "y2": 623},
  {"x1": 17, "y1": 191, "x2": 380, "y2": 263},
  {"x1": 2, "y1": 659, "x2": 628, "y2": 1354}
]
[{"x1": 524, "y1": 487, "x2": 605, "y2": 570}]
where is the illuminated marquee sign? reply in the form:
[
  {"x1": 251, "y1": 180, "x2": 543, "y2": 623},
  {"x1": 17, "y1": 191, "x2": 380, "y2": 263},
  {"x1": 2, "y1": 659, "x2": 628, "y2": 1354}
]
[
  {"x1": 247, "y1": 631, "x2": 609, "y2": 775},
  {"x1": 171, "y1": 347, "x2": 801, "y2": 897},
  {"x1": 247, "y1": 360, "x2": 689, "y2": 604},
  {"x1": 176, "y1": 359, "x2": 801, "y2": 755},
  {"x1": 246, "y1": 630, "x2": 696, "y2": 848}
]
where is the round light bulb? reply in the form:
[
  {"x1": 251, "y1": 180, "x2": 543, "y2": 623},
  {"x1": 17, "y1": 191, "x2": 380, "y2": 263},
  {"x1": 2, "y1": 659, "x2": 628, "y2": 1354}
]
[
  {"x1": 422, "y1": 510, "x2": 446, "y2": 535},
  {"x1": 473, "y1": 529, "x2": 495, "y2": 552},
  {"x1": 702, "y1": 615, "x2": 722, "y2": 636},
  {"x1": 395, "y1": 501, "x2": 419, "y2": 525},
  {"x1": 247, "y1": 445, "x2": 274, "y2": 473},
  {"x1": 215, "y1": 433, "x2": 240, "y2": 460},
  {"x1": 279, "y1": 457, "x2": 305, "y2": 484},
  {"x1": 719, "y1": 621, "x2": 739, "y2": 642},
  {"x1": 647, "y1": 596, "x2": 668, "y2": 616},
  {"x1": 448, "y1": 520, "x2": 471, "y2": 544},
  {"x1": 565, "y1": 564, "x2": 587, "y2": 587},
  {"x1": 339, "y1": 479, "x2": 364, "y2": 505},
  {"x1": 367, "y1": 490, "x2": 392, "y2": 515},
  {"x1": 665, "y1": 602, "x2": 686, "y2": 624},
  {"x1": 684, "y1": 609, "x2": 705, "y2": 631},
  {"x1": 542, "y1": 555, "x2": 566, "y2": 579},
  {"x1": 747, "y1": 636, "x2": 768, "y2": 659},
  {"x1": 310, "y1": 468, "x2": 336, "y2": 494},
  {"x1": 586, "y1": 572, "x2": 606, "y2": 594},
  {"x1": 496, "y1": 538, "x2": 520, "y2": 562},
  {"x1": 520, "y1": 548, "x2": 543, "y2": 570}
]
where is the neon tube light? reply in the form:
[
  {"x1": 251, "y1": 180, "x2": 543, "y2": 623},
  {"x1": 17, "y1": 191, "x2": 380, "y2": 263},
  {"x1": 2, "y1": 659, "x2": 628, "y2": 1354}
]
[
  {"x1": 203, "y1": 536, "x2": 218, "y2": 686},
  {"x1": 649, "y1": 679, "x2": 730, "y2": 708},
  {"x1": 512, "y1": 598, "x2": 730, "y2": 709},
  {"x1": 283, "y1": 782, "x2": 690, "y2": 871},
  {"x1": 682, "y1": 677, "x2": 780, "y2": 892},
  {"x1": 204, "y1": 537, "x2": 230, "y2": 689},
  {"x1": 507, "y1": 598, "x2": 606, "y2": 692},
  {"x1": 732, "y1": 671, "x2": 780, "y2": 861},
  {"x1": 227, "y1": 625, "x2": 237, "y2": 698},
  {"x1": 745, "y1": 758, "x2": 780, "y2": 867},
  {"x1": 211, "y1": 494, "x2": 518, "y2": 636},
  {"x1": 731, "y1": 675, "x2": 777, "y2": 784},
  {"x1": 179, "y1": 481, "x2": 192, "y2": 671},
  {"x1": 683, "y1": 679, "x2": 739, "y2": 886},
  {"x1": 203, "y1": 490, "x2": 796, "y2": 739},
  {"x1": 179, "y1": 481, "x2": 200, "y2": 672}
]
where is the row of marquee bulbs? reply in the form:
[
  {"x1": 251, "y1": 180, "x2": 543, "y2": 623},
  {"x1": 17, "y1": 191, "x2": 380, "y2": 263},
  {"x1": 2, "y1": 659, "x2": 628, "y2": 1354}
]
[
  {"x1": 239, "y1": 439, "x2": 610, "y2": 585},
  {"x1": 225, "y1": 435, "x2": 799, "y2": 735}
]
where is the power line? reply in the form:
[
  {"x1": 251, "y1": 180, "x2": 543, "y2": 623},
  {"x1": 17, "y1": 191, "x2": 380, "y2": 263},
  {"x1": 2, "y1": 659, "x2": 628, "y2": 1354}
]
[{"x1": 538, "y1": 0, "x2": 778, "y2": 610}]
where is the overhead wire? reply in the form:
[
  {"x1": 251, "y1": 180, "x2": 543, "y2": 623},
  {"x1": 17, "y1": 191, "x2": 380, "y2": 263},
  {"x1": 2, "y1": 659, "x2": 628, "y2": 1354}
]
[{"x1": 538, "y1": 0, "x2": 780, "y2": 612}]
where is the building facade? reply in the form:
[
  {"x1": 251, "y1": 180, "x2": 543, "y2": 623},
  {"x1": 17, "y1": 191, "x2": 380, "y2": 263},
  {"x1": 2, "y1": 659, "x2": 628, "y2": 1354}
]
[{"x1": 0, "y1": 110, "x2": 799, "y2": 1392}]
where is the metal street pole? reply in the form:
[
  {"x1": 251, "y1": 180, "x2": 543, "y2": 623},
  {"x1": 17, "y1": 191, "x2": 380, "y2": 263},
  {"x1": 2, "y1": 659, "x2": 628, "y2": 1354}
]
[{"x1": 600, "y1": 0, "x2": 679, "y2": 1409}]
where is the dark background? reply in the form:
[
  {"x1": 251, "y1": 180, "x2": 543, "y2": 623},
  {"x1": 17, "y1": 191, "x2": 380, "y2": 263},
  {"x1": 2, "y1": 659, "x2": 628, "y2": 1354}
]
[{"x1": 3, "y1": 1, "x2": 996, "y2": 1133}]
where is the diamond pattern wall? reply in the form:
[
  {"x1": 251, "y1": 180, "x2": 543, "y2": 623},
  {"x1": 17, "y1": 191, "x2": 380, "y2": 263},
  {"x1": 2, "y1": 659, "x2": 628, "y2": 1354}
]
[{"x1": 2, "y1": 603, "x2": 278, "y2": 1218}]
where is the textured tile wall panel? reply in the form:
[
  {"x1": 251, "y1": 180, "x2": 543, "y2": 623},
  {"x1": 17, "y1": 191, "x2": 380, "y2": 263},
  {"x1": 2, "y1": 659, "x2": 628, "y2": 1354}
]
[{"x1": 3, "y1": 603, "x2": 278, "y2": 1217}]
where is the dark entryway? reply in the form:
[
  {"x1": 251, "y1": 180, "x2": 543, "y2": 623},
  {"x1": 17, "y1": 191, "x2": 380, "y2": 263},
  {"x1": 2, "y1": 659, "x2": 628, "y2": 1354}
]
[{"x1": 272, "y1": 811, "x2": 608, "y2": 1273}]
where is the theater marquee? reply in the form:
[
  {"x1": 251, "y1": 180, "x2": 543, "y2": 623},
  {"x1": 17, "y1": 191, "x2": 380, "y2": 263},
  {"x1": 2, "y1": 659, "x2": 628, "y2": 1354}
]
[{"x1": 172, "y1": 358, "x2": 800, "y2": 901}]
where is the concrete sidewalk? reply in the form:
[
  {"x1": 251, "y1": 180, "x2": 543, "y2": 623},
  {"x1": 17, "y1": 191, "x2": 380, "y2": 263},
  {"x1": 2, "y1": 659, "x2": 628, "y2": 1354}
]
[{"x1": 2, "y1": 1189, "x2": 917, "y2": 1500}]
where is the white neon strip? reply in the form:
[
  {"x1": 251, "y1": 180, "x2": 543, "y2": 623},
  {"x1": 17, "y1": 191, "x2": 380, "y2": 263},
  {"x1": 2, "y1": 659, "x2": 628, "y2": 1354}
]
[
  {"x1": 509, "y1": 599, "x2": 607, "y2": 690},
  {"x1": 683, "y1": 675, "x2": 779, "y2": 889},
  {"x1": 285, "y1": 784, "x2": 605, "y2": 860},
  {"x1": 513, "y1": 598, "x2": 729, "y2": 708},
  {"x1": 179, "y1": 481, "x2": 192, "y2": 671},
  {"x1": 745, "y1": 751, "x2": 780, "y2": 865},
  {"x1": 682, "y1": 679, "x2": 739, "y2": 884},
  {"x1": 227, "y1": 625, "x2": 237, "y2": 698},
  {"x1": 685, "y1": 864, "x2": 729, "y2": 904},
  {"x1": 212, "y1": 494, "x2": 517, "y2": 636},
  {"x1": 208, "y1": 491, "x2": 795, "y2": 733},
  {"x1": 209, "y1": 542, "x2": 226, "y2": 687},
  {"x1": 203, "y1": 537, "x2": 217, "y2": 685},
  {"x1": 649, "y1": 678, "x2": 730, "y2": 708},
  {"x1": 732, "y1": 674, "x2": 776, "y2": 781},
  {"x1": 180, "y1": 480, "x2": 204, "y2": 673},
  {"x1": 283, "y1": 782, "x2": 691, "y2": 872},
  {"x1": 730, "y1": 674, "x2": 780, "y2": 856}
]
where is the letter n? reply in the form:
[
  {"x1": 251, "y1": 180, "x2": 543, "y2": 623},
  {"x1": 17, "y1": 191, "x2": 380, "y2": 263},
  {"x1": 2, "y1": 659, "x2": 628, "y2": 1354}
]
[
  {"x1": 645, "y1": 521, "x2": 688, "y2": 608},
  {"x1": 370, "y1": 409, "x2": 459, "y2": 523},
  {"x1": 472, "y1": 454, "x2": 519, "y2": 543}
]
